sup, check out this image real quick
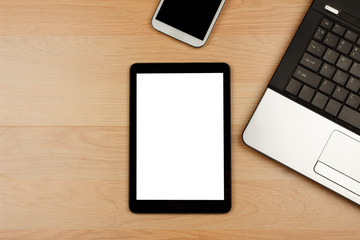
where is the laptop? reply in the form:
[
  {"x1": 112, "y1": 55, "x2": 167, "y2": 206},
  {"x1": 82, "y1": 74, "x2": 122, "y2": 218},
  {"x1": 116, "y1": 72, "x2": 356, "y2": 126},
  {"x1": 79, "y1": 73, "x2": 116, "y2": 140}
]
[{"x1": 243, "y1": 0, "x2": 360, "y2": 205}]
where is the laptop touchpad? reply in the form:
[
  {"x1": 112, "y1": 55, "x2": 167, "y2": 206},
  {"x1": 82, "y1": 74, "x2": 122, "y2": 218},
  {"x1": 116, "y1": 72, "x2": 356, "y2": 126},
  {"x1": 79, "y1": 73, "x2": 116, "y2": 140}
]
[{"x1": 314, "y1": 130, "x2": 360, "y2": 196}]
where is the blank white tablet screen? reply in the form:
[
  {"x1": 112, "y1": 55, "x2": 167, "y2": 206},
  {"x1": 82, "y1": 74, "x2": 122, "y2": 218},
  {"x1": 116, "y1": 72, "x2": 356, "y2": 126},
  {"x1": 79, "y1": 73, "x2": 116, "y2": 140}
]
[{"x1": 136, "y1": 73, "x2": 224, "y2": 200}]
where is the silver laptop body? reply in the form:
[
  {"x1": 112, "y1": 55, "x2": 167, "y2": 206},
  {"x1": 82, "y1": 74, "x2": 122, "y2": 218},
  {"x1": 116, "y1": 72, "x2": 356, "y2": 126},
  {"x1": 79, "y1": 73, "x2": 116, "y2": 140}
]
[{"x1": 243, "y1": 0, "x2": 360, "y2": 205}]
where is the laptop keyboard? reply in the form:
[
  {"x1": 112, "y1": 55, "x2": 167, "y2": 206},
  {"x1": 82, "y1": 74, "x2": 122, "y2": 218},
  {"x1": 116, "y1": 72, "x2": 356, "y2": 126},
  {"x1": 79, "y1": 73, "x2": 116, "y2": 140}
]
[{"x1": 285, "y1": 18, "x2": 360, "y2": 131}]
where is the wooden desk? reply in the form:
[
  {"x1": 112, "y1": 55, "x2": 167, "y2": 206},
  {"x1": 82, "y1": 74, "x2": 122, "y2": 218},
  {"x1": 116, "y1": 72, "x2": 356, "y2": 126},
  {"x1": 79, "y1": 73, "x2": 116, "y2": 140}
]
[{"x1": 0, "y1": 0, "x2": 359, "y2": 239}]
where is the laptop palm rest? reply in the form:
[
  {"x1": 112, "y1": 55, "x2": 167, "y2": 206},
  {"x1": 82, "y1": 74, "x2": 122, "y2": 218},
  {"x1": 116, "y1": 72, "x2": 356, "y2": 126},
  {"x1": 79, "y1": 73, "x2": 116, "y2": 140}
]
[{"x1": 314, "y1": 130, "x2": 360, "y2": 196}]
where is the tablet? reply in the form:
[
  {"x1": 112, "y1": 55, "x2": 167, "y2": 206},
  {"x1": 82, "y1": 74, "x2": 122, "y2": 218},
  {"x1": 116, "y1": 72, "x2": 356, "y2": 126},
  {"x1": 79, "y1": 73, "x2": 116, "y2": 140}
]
[{"x1": 129, "y1": 63, "x2": 231, "y2": 213}]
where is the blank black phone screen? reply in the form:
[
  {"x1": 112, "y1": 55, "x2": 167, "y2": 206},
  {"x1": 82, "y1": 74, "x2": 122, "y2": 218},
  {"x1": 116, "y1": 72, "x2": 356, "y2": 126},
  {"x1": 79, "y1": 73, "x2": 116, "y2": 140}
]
[{"x1": 156, "y1": 0, "x2": 222, "y2": 40}]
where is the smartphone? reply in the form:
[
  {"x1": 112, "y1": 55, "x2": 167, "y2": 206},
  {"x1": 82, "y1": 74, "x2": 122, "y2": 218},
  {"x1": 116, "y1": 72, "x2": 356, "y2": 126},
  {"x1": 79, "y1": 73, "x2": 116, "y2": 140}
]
[{"x1": 152, "y1": 0, "x2": 226, "y2": 48}]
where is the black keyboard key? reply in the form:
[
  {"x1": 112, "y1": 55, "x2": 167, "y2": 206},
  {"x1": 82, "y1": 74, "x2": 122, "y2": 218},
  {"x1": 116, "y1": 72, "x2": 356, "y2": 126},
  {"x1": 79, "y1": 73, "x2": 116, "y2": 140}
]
[
  {"x1": 321, "y1": 18, "x2": 333, "y2": 30},
  {"x1": 312, "y1": 92, "x2": 328, "y2": 109},
  {"x1": 349, "y1": 62, "x2": 360, "y2": 78},
  {"x1": 299, "y1": 85, "x2": 315, "y2": 102},
  {"x1": 319, "y1": 79, "x2": 335, "y2": 95},
  {"x1": 314, "y1": 27, "x2": 326, "y2": 41},
  {"x1": 350, "y1": 46, "x2": 360, "y2": 62},
  {"x1": 286, "y1": 78, "x2": 302, "y2": 96},
  {"x1": 294, "y1": 66, "x2": 322, "y2": 88},
  {"x1": 323, "y1": 48, "x2": 339, "y2": 64},
  {"x1": 332, "y1": 24, "x2": 346, "y2": 36},
  {"x1": 307, "y1": 40, "x2": 326, "y2": 57},
  {"x1": 320, "y1": 63, "x2": 335, "y2": 79},
  {"x1": 333, "y1": 70, "x2": 349, "y2": 85},
  {"x1": 337, "y1": 40, "x2": 352, "y2": 55},
  {"x1": 345, "y1": 30, "x2": 358, "y2": 42},
  {"x1": 346, "y1": 77, "x2": 360, "y2": 92},
  {"x1": 300, "y1": 53, "x2": 322, "y2": 71},
  {"x1": 339, "y1": 106, "x2": 360, "y2": 129},
  {"x1": 325, "y1": 99, "x2": 342, "y2": 116},
  {"x1": 346, "y1": 93, "x2": 360, "y2": 109},
  {"x1": 324, "y1": 33, "x2": 339, "y2": 48},
  {"x1": 333, "y1": 86, "x2": 349, "y2": 102},
  {"x1": 336, "y1": 55, "x2": 353, "y2": 71}
]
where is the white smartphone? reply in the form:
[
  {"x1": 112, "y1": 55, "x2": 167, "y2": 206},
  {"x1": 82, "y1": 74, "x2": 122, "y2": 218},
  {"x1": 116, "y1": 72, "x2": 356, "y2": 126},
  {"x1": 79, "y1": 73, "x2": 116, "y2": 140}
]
[{"x1": 152, "y1": 0, "x2": 226, "y2": 48}]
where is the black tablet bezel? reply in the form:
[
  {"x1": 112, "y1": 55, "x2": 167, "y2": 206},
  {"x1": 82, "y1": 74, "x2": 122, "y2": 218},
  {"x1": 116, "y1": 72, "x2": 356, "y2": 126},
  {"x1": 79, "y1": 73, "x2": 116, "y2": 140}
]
[{"x1": 129, "y1": 63, "x2": 231, "y2": 213}]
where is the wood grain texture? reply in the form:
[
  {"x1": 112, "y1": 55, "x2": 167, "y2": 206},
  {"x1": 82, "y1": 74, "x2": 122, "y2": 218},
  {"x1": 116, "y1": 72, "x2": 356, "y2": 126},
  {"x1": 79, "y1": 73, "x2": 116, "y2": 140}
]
[{"x1": 0, "y1": 0, "x2": 359, "y2": 239}]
